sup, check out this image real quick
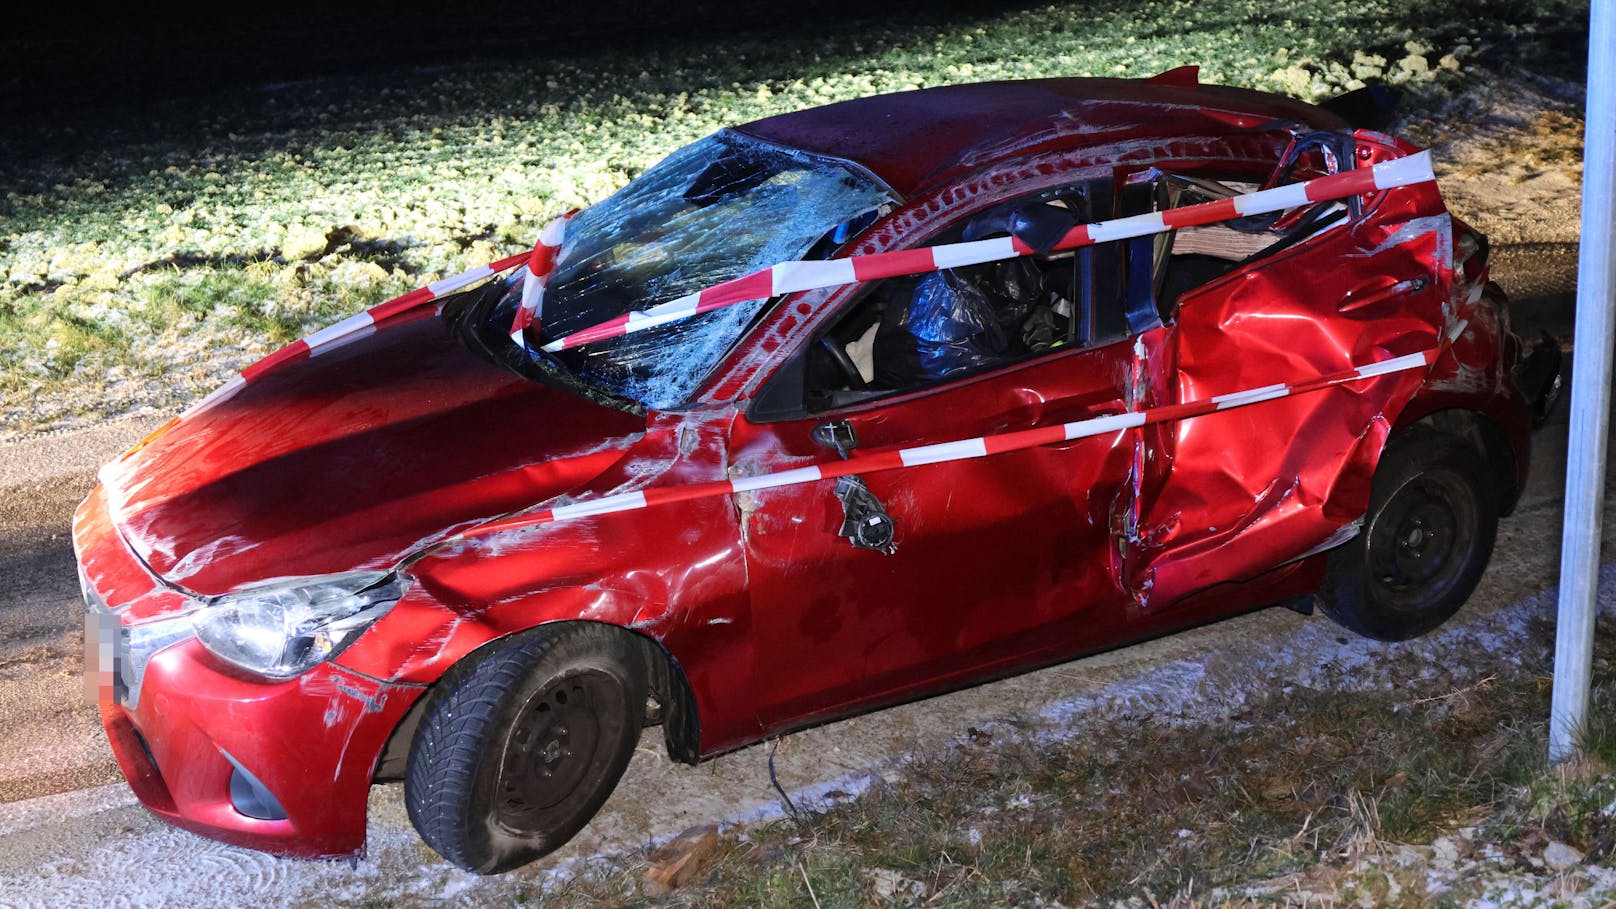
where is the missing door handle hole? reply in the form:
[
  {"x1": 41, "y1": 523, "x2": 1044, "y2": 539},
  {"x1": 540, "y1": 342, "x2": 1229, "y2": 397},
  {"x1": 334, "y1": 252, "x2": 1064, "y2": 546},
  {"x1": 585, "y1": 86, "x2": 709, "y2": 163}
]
[{"x1": 833, "y1": 475, "x2": 898, "y2": 554}]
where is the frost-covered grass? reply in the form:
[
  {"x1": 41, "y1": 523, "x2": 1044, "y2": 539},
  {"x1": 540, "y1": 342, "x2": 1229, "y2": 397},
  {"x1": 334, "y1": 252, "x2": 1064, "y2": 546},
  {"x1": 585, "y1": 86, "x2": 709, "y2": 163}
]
[
  {"x1": 0, "y1": 0, "x2": 1584, "y2": 435},
  {"x1": 514, "y1": 617, "x2": 1616, "y2": 908}
]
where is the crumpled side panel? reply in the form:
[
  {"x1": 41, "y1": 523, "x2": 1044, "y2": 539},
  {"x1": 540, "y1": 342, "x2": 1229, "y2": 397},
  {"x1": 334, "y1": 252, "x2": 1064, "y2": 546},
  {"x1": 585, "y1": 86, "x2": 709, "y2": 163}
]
[
  {"x1": 1129, "y1": 176, "x2": 1453, "y2": 608},
  {"x1": 334, "y1": 407, "x2": 765, "y2": 754}
]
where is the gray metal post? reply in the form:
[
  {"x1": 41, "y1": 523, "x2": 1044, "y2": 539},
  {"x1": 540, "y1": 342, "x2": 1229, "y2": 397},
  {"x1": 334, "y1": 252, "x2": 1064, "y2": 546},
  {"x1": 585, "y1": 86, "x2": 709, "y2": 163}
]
[{"x1": 1551, "y1": 0, "x2": 1616, "y2": 763}]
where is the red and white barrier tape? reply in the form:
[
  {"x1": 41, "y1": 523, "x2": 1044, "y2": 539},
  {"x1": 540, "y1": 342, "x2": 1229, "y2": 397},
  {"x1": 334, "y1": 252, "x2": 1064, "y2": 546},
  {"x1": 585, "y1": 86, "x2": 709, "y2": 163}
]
[
  {"x1": 182, "y1": 252, "x2": 532, "y2": 418},
  {"x1": 198, "y1": 150, "x2": 1433, "y2": 420},
  {"x1": 510, "y1": 210, "x2": 576, "y2": 344},
  {"x1": 460, "y1": 347, "x2": 1439, "y2": 538},
  {"x1": 535, "y1": 151, "x2": 1435, "y2": 353},
  {"x1": 190, "y1": 209, "x2": 582, "y2": 420}
]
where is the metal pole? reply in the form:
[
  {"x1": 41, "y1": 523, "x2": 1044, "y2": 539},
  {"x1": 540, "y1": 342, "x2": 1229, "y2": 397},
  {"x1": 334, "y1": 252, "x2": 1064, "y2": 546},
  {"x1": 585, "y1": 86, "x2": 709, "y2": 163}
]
[{"x1": 1550, "y1": 0, "x2": 1616, "y2": 763}]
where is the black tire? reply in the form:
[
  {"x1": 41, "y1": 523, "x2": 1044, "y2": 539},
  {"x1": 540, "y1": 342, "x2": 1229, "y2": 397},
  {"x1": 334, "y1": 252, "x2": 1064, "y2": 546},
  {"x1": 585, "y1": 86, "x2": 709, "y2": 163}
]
[
  {"x1": 1316, "y1": 428, "x2": 1498, "y2": 642},
  {"x1": 405, "y1": 623, "x2": 647, "y2": 873}
]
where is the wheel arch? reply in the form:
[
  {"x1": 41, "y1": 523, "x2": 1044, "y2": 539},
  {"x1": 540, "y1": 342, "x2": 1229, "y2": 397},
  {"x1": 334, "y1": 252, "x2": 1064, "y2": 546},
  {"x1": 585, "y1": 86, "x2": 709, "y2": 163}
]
[
  {"x1": 1390, "y1": 405, "x2": 1523, "y2": 516},
  {"x1": 373, "y1": 619, "x2": 702, "y2": 782},
  {"x1": 1315, "y1": 421, "x2": 1500, "y2": 641}
]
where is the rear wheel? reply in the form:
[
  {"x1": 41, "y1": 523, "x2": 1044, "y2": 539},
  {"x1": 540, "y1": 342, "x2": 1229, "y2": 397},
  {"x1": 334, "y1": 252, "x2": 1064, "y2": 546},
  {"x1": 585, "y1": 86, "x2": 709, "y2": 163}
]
[
  {"x1": 405, "y1": 624, "x2": 646, "y2": 873},
  {"x1": 1317, "y1": 429, "x2": 1498, "y2": 641}
]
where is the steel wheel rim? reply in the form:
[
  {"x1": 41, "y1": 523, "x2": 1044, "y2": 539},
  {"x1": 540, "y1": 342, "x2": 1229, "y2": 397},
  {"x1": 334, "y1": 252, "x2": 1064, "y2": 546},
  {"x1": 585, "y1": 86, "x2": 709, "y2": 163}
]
[
  {"x1": 494, "y1": 669, "x2": 619, "y2": 831},
  {"x1": 1366, "y1": 469, "x2": 1478, "y2": 613}
]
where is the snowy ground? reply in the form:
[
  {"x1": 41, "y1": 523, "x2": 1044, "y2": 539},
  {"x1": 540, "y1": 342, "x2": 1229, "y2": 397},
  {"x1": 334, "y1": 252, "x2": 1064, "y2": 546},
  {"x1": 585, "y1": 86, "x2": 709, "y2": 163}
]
[{"x1": 0, "y1": 0, "x2": 1583, "y2": 440}]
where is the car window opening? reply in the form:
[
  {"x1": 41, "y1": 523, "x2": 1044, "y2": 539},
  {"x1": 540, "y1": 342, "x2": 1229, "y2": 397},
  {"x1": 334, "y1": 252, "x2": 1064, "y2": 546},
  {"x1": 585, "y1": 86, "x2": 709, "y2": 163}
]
[
  {"x1": 799, "y1": 181, "x2": 1162, "y2": 412},
  {"x1": 1154, "y1": 167, "x2": 1351, "y2": 314}
]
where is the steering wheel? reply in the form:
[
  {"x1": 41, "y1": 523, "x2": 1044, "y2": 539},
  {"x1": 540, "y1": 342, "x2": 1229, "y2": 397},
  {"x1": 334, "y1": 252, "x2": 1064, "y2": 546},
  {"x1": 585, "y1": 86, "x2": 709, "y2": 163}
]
[{"x1": 818, "y1": 336, "x2": 869, "y2": 391}]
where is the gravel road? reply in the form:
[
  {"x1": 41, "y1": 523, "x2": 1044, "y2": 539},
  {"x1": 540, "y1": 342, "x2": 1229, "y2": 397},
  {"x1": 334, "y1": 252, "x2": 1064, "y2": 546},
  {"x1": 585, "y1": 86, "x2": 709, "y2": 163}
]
[{"x1": 0, "y1": 417, "x2": 160, "y2": 806}]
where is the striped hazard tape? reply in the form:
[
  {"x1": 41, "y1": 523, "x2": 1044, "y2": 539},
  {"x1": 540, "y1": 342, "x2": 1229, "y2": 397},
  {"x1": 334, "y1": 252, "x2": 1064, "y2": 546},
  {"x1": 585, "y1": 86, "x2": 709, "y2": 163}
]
[
  {"x1": 534, "y1": 151, "x2": 1436, "y2": 353},
  {"x1": 459, "y1": 347, "x2": 1440, "y2": 539},
  {"x1": 185, "y1": 210, "x2": 579, "y2": 421},
  {"x1": 182, "y1": 253, "x2": 535, "y2": 419},
  {"x1": 510, "y1": 210, "x2": 576, "y2": 343},
  {"x1": 190, "y1": 150, "x2": 1433, "y2": 430},
  {"x1": 121, "y1": 249, "x2": 536, "y2": 458}
]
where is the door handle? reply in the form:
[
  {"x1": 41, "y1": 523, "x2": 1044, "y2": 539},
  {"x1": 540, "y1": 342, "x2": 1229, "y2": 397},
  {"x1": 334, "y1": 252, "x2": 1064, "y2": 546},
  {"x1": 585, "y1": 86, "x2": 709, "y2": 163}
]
[{"x1": 812, "y1": 420, "x2": 858, "y2": 459}]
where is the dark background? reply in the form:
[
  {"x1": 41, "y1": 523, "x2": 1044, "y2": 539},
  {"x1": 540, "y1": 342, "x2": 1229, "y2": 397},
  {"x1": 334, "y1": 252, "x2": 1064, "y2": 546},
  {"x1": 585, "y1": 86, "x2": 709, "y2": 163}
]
[
  {"x1": 0, "y1": 2, "x2": 1038, "y2": 114},
  {"x1": 0, "y1": 0, "x2": 1585, "y2": 189}
]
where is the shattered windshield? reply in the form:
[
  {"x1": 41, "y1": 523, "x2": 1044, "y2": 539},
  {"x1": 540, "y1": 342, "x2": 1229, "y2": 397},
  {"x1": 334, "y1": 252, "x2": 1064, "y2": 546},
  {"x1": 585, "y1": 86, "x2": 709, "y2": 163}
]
[{"x1": 525, "y1": 130, "x2": 893, "y2": 409}]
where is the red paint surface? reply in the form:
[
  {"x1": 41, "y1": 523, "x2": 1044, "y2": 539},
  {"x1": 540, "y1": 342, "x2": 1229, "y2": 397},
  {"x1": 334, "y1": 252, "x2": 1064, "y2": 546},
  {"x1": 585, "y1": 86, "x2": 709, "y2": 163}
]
[
  {"x1": 72, "y1": 80, "x2": 1532, "y2": 859},
  {"x1": 239, "y1": 340, "x2": 310, "y2": 384},
  {"x1": 737, "y1": 76, "x2": 1344, "y2": 197},
  {"x1": 98, "y1": 315, "x2": 644, "y2": 600}
]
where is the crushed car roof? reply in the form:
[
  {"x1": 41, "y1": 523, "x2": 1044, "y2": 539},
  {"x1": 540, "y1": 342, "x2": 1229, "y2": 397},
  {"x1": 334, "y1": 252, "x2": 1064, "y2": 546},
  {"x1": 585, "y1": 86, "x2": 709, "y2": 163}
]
[{"x1": 734, "y1": 74, "x2": 1348, "y2": 198}]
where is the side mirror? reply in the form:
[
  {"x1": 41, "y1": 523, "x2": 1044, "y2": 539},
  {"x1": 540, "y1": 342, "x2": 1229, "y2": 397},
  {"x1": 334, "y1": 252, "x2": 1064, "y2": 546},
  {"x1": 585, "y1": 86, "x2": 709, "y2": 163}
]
[{"x1": 834, "y1": 476, "x2": 898, "y2": 555}]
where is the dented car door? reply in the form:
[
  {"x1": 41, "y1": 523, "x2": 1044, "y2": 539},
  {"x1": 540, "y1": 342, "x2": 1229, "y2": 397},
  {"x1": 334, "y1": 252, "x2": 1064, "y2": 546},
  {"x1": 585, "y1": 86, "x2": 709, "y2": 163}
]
[
  {"x1": 1127, "y1": 150, "x2": 1451, "y2": 608},
  {"x1": 729, "y1": 328, "x2": 1152, "y2": 728}
]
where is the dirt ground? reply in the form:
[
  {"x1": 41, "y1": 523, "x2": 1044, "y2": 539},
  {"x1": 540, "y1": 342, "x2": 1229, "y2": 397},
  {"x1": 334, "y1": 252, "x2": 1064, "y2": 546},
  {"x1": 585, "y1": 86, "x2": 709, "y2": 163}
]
[{"x1": 0, "y1": 73, "x2": 1598, "y2": 906}]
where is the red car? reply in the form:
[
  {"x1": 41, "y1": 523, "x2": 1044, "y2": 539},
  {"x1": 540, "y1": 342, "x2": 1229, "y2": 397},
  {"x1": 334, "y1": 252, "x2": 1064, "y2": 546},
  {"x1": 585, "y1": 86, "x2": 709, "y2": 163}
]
[{"x1": 75, "y1": 68, "x2": 1557, "y2": 873}]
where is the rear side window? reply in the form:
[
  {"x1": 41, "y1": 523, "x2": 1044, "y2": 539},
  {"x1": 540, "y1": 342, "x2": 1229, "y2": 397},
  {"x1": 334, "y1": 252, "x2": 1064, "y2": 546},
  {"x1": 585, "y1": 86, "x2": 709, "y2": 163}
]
[{"x1": 1150, "y1": 138, "x2": 1357, "y2": 314}]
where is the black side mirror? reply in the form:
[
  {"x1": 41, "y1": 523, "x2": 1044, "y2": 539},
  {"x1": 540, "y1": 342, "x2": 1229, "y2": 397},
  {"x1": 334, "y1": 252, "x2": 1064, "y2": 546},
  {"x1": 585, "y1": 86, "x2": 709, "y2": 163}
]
[
  {"x1": 834, "y1": 476, "x2": 898, "y2": 555},
  {"x1": 811, "y1": 421, "x2": 898, "y2": 554}
]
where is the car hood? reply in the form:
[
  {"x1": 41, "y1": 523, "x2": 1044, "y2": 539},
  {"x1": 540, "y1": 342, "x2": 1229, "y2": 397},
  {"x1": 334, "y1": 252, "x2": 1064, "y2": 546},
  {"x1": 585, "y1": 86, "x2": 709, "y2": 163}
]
[{"x1": 99, "y1": 314, "x2": 646, "y2": 596}]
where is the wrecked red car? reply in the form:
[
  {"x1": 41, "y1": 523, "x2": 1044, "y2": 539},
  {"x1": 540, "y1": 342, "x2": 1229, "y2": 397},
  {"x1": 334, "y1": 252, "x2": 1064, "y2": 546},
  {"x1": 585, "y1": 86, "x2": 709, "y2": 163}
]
[{"x1": 75, "y1": 69, "x2": 1558, "y2": 873}]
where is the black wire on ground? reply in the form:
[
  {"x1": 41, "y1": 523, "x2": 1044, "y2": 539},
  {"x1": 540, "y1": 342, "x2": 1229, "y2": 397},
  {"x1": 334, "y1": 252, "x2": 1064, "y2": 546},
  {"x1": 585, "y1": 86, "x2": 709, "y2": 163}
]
[{"x1": 768, "y1": 737, "x2": 804, "y2": 826}]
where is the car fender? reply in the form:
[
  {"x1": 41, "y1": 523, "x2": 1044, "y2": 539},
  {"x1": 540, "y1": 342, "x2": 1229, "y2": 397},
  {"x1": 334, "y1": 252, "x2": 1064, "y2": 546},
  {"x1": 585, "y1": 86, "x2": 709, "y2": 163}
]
[
  {"x1": 1390, "y1": 262, "x2": 1533, "y2": 512},
  {"x1": 334, "y1": 411, "x2": 766, "y2": 757}
]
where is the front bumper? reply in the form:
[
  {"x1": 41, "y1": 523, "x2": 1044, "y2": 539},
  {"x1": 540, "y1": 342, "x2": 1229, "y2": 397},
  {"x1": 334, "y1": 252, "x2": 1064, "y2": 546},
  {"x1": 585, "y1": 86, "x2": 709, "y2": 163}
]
[{"x1": 74, "y1": 485, "x2": 424, "y2": 858}]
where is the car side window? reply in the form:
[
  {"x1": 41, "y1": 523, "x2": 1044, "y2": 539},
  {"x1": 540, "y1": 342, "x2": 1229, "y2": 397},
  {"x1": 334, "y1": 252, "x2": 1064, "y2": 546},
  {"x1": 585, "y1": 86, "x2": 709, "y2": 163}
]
[
  {"x1": 1152, "y1": 142, "x2": 1356, "y2": 315},
  {"x1": 793, "y1": 180, "x2": 1161, "y2": 413}
]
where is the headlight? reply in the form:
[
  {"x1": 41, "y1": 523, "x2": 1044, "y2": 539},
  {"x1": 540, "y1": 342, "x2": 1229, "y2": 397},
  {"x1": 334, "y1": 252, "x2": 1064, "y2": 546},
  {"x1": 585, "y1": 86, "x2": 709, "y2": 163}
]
[{"x1": 192, "y1": 571, "x2": 407, "y2": 680}]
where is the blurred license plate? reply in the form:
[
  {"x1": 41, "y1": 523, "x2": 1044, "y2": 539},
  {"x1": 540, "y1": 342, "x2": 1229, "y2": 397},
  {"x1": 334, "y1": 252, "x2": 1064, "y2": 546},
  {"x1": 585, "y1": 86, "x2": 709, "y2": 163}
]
[{"x1": 81, "y1": 574, "x2": 124, "y2": 706}]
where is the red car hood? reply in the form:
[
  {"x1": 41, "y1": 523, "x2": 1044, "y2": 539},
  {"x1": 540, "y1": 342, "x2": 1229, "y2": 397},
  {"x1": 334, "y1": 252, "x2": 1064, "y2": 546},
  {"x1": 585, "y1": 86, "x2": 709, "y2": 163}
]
[{"x1": 99, "y1": 315, "x2": 645, "y2": 596}]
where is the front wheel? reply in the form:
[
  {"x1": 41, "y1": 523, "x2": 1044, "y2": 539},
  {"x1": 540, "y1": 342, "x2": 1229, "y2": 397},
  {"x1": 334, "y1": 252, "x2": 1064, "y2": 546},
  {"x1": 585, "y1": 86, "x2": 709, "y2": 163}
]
[
  {"x1": 405, "y1": 623, "x2": 647, "y2": 873},
  {"x1": 1316, "y1": 429, "x2": 1498, "y2": 641}
]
